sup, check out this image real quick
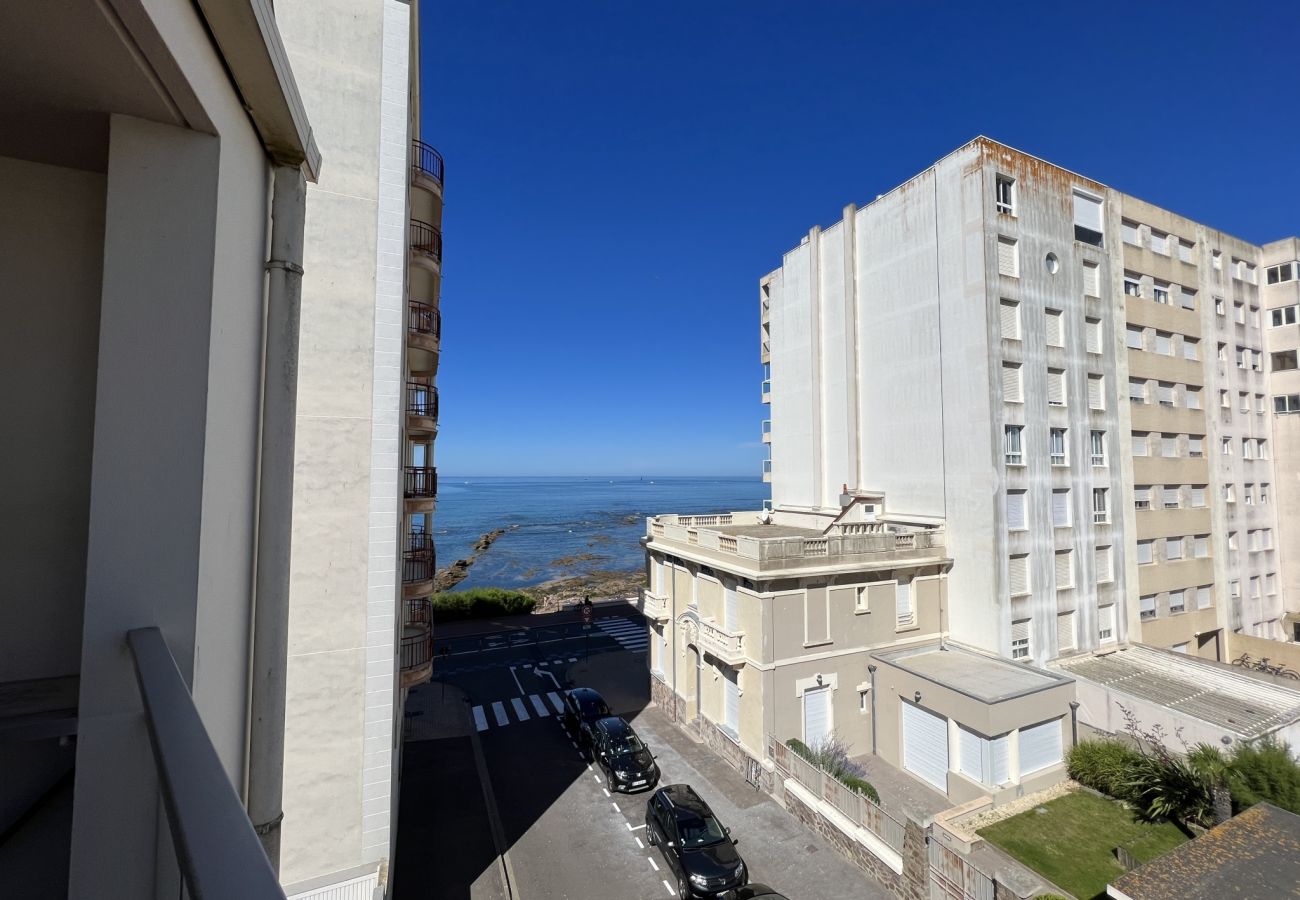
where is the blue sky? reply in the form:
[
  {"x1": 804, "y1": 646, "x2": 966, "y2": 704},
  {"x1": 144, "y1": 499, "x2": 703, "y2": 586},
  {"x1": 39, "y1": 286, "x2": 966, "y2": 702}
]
[{"x1": 419, "y1": 1, "x2": 1299, "y2": 476}]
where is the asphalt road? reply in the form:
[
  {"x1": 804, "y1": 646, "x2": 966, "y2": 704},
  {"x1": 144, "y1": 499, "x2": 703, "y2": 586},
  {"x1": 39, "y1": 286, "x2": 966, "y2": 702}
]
[{"x1": 395, "y1": 616, "x2": 891, "y2": 900}]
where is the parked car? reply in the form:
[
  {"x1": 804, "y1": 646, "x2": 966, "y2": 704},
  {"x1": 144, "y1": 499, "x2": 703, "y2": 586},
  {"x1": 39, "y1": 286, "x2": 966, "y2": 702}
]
[
  {"x1": 735, "y1": 886, "x2": 789, "y2": 900},
  {"x1": 591, "y1": 716, "x2": 659, "y2": 792},
  {"x1": 561, "y1": 687, "x2": 611, "y2": 751},
  {"x1": 645, "y1": 784, "x2": 747, "y2": 899}
]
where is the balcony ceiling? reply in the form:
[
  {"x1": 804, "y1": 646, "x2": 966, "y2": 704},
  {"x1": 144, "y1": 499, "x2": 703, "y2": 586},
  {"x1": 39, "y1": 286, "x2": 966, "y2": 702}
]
[{"x1": 0, "y1": 2, "x2": 190, "y2": 172}]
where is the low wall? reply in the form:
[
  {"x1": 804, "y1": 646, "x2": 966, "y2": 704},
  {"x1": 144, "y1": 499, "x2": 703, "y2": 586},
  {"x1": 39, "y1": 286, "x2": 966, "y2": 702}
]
[{"x1": 1227, "y1": 632, "x2": 1300, "y2": 674}]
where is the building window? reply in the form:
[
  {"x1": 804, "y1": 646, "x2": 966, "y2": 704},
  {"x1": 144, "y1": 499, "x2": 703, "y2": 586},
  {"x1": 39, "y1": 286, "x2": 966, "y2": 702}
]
[
  {"x1": 1046, "y1": 308, "x2": 1064, "y2": 346},
  {"x1": 1270, "y1": 305, "x2": 1298, "y2": 327},
  {"x1": 1131, "y1": 432, "x2": 1149, "y2": 456},
  {"x1": 1090, "y1": 430, "x2": 1106, "y2": 466},
  {"x1": 1085, "y1": 317, "x2": 1102, "y2": 353},
  {"x1": 1096, "y1": 545, "x2": 1113, "y2": 583},
  {"x1": 1234, "y1": 302, "x2": 1246, "y2": 325},
  {"x1": 1000, "y1": 298, "x2": 1021, "y2": 340},
  {"x1": 1047, "y1": 369, "x2": 1066, "y2": 406},
  {"x1": 1052, "y1": 489, "x2": 1071, "y2": 527},
  {"x1": 1126, "y1": 325, "x2": 1144, "y2": 350},
  {"x1": 896, "y1": 579, "x2": 914, "y2": 627},
  {"x1": 1098, "y1": 604, "x2": 1117, "y2": 643},
  {"x1": 1224, "y1": 484, "x2": 1236, "y2": 504},
  {"x1": 1073, "y1": 191, "x2": 1104, "y2": 246},
  {"x1": 1155, "y1": 331, "x2": 1173, "y2": 355},
  {"x1": 1182, "y1": 337, "x2": 1199, "y2": 361},
  {"x1": 1162, "y1": 486, "x2": 1181, "y2": 509},
  {"x1": 1177, "y1": 240, "x2": 1194, "y2": 264},
  {"x1": 1190, "y1": 485, "x2": 1206, "y2": 507},
  {"x1": 1157, "y1": 382, "x2": 1175, "y2": 407},
  {"x1": 1220, "y1": 390, "x2": 1230, "y2": 410},
  {"x1": 1129, "y1": 379, "x2": 1147, "y2": 404},
  {"x1": 1272, "y1": 350, "x2": 1299, "y2": 372},
  {"x1": 1134, "y1": 485, "x2": 1152, "y2": 510},
  {"x1": 1006, "y1": 491, "x2": 1027, "y2": 531},
  {"x1": 1092, "y1": 488, "x2": 1109, "y2": 524},
  {"x1": 1267, "y1": 262, "x2": 1298, "y2": 284},
  {"x1": 1140, "y1": 595, "x2": 1157, "y2": 620},
  {"x1": 1261, "y1": 484, "x2": 1270, "y2": 504},
  {"x1": 1150, "y1": 230, "x2": 1168, "y2": 255},
  {"x1": 1083, "y1": 263, "x2": 1100, "y2": 298},
  {"x1": 1009, "y1": 554, "x2": 1029, "y2": 596},
  {"x1": 997, "y1": 236, "x2": 1019, "y2": 277},
  {"x1": 996, "y1": 175, "x2": 1016, "y2": 215},
  {"x1": 1186, "y1": 388, "x2": 1202, "y2": 411},
  {"x1": 1011, "y1": 618, "x2": 1031, "y2": 660},
  {"x1": 1057, "y1": 612, "x2": 1076, "y2": 653},
  {"x1": 1055, "y1": 550, "x2": 1073, "y2": 589},
  {"x1": 1165, "y1": 537, "x2": 1183, "y2": 561},
  {"x1": 1088, "y1": 374, "x2": 1104, "y2": 410},
  {"x1": 1153, "y1": 282, "x2": 1170, "y2": 305},
  {"x1": 1137, "y1": 540, "x2": 1154, "y2": 565},
  {"x1": 1197, "y1": 586, "x2": 1212, "y2": 609},
  {"x1": 1121, "y1": 220, "x2": 1139, "y2": 245},
  {"x1": 1274, "y1": 394, "x2": 1300, "y2": 414},
  {"x1": 1049, "y1": 427, "x2": 1067, "y2": 466},
  {"x1": 1004, "y1": 425, "x2": 1024, "y2": 466},
  {"x1": 1212, "y1": 250, "x2": 1222, "y2": 271},
  {"x1": 1215, "y1": 296, "x2": 1226, "y2": 316},
  {"x1": 1193, "y1": 535, "x2": 1210, "y2": 558},
  {"x1": 1124, "y1": 275, "x2": 1142, "y2": 297},
  {"x1": 1180, "y1": 287, "x2": 1196, "y2": 310},
  {"x1": 1001, "y1": 362, "x2": 1023, "y2": 403},
  {"x1": 1169, "y1": 591, "x2": 1185, "y2": 614},
  {"x1": 1160, "y1": 433, "x2": 1178, "y2": 457}
]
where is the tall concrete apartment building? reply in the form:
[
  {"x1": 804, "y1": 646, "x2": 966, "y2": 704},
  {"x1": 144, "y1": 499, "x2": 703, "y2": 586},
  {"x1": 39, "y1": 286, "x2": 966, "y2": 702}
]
[
  {"x1": 756, "y1": 137, "x2": 1292, "y2": 663},
  {"x1": 0, "y1": 2, "x2": 437, "y2": 898},
  {"x1": 642, "y1": 137, "x2": 1300, "y2": 806}
]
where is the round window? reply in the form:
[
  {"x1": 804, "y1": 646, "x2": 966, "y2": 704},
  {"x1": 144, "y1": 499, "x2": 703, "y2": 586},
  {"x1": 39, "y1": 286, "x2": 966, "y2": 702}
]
[{"x1": 1045, "y1": 252, "x2": 1060, "y2": 274}]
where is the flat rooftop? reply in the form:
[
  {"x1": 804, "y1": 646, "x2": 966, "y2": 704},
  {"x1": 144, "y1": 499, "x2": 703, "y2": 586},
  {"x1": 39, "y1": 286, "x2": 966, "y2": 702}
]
[
  {"x1": 712, "y1": 523, "x2": 820, "y2": 539},
  {"x1": 1109, "y1": 803, "x2": 1300, "y2": 900},
  {"x1": 873, "y1": 643, "x2": 1070, "y2": 703},
  {"x1": 1056, "y1": 645, "x2": 1300, "y2": 739}
]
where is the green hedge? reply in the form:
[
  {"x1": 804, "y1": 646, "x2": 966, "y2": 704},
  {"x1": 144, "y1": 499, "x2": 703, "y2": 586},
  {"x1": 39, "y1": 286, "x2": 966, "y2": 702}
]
[
  {"x1": 1067, "y1": 739, "x2": 1144, "y2": 799},
  {"x1": 430, "y1": 588, "x2": 536, "y2": 622},
  {"x1": 1228, "y1": 738, "x2": 1300, "y2": 815},
  {"x1": 785, "y1": 738, "x2": 879, "y2": 803}
]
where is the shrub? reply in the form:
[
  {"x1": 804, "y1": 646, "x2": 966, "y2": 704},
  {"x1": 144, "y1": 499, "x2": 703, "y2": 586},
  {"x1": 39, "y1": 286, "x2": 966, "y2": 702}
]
[
  {"x1": 430, "y1": 588, "x2": 536, "y2": 622},
  {"x1": 1123, "y1": 752, "x2": 1212, "y2": 827},
  {"x1": 787, "y1": 734, "x2": 878, "y2": 802},
  {"x1": 842, "y1": 774, "x2": 881, "y2": 804},
  {"x1": 1067, "y1": 739, "x2": 1143, "y2": 799},
  {"x1": 1228, "y1": 738, "x2": 1300, "y2": 815}
]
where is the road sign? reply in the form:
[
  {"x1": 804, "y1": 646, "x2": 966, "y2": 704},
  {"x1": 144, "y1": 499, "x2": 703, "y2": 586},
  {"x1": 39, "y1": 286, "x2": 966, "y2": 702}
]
[{"x1": 581, "y1": 604, "x2": 593, "y2": 625}]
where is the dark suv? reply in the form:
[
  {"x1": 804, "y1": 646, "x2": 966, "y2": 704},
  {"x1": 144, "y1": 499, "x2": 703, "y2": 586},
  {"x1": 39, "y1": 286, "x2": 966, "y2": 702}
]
[
  {"x1": 591, "y1": 716, "x2": 659, "y2": 792},
  {"x1": 561, "y1": 687, "x2": 611, "y2": 752},
  {"x1": 646, "y1": 784, "x2": 747, "y2": 899}
]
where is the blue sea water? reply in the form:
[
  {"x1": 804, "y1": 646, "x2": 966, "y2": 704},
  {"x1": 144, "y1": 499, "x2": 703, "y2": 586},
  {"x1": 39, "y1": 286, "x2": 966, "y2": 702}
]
[{"x1": 434, "y1": 476, "x2": 769, "y2": 591}]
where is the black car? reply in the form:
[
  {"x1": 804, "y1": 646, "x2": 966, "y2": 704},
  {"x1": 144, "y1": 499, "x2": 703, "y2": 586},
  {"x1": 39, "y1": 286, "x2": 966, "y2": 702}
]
[
  {"x1": 646, "y1": 784, "x2": 747, "y2": 899},
  {"x1": 591, "y1": 716, "x2": 659, "y2": 792},
  {"x1": 561, "y1": 687, "x2": 611, "y2": 751},
  {"x1": 735, "y1": 887, "x2": 788, "y2": 900}
]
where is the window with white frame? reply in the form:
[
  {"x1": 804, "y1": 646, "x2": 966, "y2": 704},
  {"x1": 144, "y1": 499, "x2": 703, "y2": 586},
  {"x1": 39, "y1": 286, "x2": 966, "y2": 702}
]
[
  {"x1": 1000, "y1": 298, "x2": 1021, "y2": 339},
  {"x1": 1121, "y1": 220, "x2": 1139, "y2": 245},
  {"x1": 1090, "y1": 430, "x2": 1106, "y2": 466},
  {"x1": 1129, "y1": 379, "x2": 1147, "y2": 403},
  {"x1": 1073, "y1": 191, "x2": 1104, "y2": 246},
  {"x1": 1057, "y1": 611, "x2": 1076, "y2": 652},
  {"x1": 1182, "y1": 337, "x2": 1199, "y2": 360},
  {"x1": 1169, "y1": 590, "x2": 1185, "y2": 614},
  {"x1": 1051, "y1": 489, "x2": 1071, "y2": 527},
  {"x1": 1098, "y1": 604, "x2": 1117, "y2": 643},
  {"x1": 1011, "y1": 618, "x2": 1031, "y2": 659},
  {"x1": 1197, "y1": 585, "x2": 1212, "y2": 609},
  {"x1": 1055, "y1": 550, "x2": 1073, "y2": 589},
  {"x1": 1193, "y1": 534, "x2": 1209, "y2": 558},
  {"x1": 1092, "y1": 488, "x2": 1109, "y2": 524},
  {"x1": 1019, "y1": 719, "x2": 1064, "y2": 775},
  {"x1": 1131, "y1": 432, "x2": 1149, "y2": 456},
  {"x1": 1085, "y1": 317, "x2": 1102, "y2": 353},
  {"x1": 1160, "y1": 433, "x2": 1178, "y2": 457},
  {"x1": 1001, "y1": 362, "x2": 1023, "y2": 402},
  {"x1": 1083, "y1": 263, "x2": 1100, "y2": 298},
  {"x1": 1190, "y1": 485, "x2": 1206, "y2": 507},
  {"x1": 957, "y1": 726, "x2": 1012, "y2": 787},
  {"x1": 1004, "y1": 425, "x2": 1024, "y2": 465},
  {"x1": 1006, "y1": 491, "x2": 1027, "y2": 530},
  {"x1": 1150, "y1": 230, "x2": 1168, "y2": 255},
  {"x1": 1275, "y1": 394, "x2": 1300, "y2": 414},
  {"x1": 896, "y1": 578, "x2": 914, "y2": 627},
  {"x1": 1140, "y1": 595, "x2": 1156, "y2": 620},
  {"x1": 1162, "y1": 486, "x2": 1181, "y2": 509},
  {"x1": 1266, "y1": 262, "x2": 1298, "y2": 284},
  {"x1": 1096, "y1": 545, "x2": 1113, "y2": 583},
  {"x1": 1088, "y1": 374, "x2": 1104, "y2": 410},
  {"x1": 1009, "y1": 554, "x2": 1029, "y2": 596},
  {"x1": 1124, "y1": 274, "x2": 1142, "y2": 296},
  {"x1": 1134, "y1": 485, "x2": 1152, "y2": 510},
  {"x1": 997, "y1": 236, "x2": 1019, "y2": 277},
  {"x1": 1049, "y1": 428, "x2": 1067, "y2": 465},
  {"x1": 1271, "y1": 305, "x2": 1298, "y2": 327},
  {"x1": 1046, "y1": 308, "x2": 1064, "y2": 346},
  {"x1": 1165, "y1": 536, "x2": 1183, "y2": 561},
  {"x1": 1047, "y1": 369, "x2": 1065, "y2": 406},
  {"x1": 1126, "y1": 325, "x2": 1144, "y2": 349},
  {"x1": 1153, "y1": 282, "x2": 1170, "y2": 304},
  {"x1": 1137, "y1": 540, "x2": 1154, "y2": 565},
  {"x1": 996, "y1": 175, "x2": 1016, "y2": 215}
]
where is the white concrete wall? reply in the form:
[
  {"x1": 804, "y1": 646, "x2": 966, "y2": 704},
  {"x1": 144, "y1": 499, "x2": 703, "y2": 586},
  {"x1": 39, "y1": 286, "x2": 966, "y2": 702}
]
[{"x1": 0, "y1": 157, "x2": 104, "y2": 683}]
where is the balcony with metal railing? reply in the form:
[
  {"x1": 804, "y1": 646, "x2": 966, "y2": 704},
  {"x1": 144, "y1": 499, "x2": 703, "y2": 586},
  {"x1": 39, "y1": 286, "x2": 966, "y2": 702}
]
[
  {"x1": 404, "y1": 466, "x2": 437, "y2": 513},
  {"x1": 402, "y1": 532, "x2": 436, "y2": 598},
  {"x1": 399, "y1": 619, "x2": 433, "y2": 688},
  {"x1": 407, "y1": 300, "x2": 441, "y2": 351},
  {"x1": 410, "y1": 139, "x2": 444, "y2": 190},
  {"x1": 410, "y1": 218, "x2": 442, "y2": 268},
  {"x1": 761, "y1": 419, "x2": 772, "y2": 444},
  {"x1": 405, "y1": 380, "x2": 439, "y2": 435}
]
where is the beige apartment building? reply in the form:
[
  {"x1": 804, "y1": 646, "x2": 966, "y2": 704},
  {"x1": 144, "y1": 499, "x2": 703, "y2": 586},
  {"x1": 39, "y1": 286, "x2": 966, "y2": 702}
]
[{"x1": 645, "y1": 136, "x2": 1299, "y2": 805}]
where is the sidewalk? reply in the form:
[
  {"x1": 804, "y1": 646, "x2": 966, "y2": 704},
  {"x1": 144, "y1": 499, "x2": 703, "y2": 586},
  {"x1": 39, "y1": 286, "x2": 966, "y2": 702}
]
[{"x1": 431, "y1": 596, "x2": 638, "y2": 641}]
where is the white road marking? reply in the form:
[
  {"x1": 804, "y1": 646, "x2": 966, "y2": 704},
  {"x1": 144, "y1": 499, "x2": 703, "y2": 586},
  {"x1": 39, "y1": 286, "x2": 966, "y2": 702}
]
[
  {"x1": 540, "y1": 669, "x2": 563, "y2": 690},
  {"x1": 593, "y1": 773, "x2": 601, "y2": 782},
  {"x1": 626, "y1": 823, "x2": 645, "y2": 831},
  {"x1": 569, "y1": 657, "x2": 577, "y2": 662},
  {"x1": 602, "y1": 788, "x2": 610, "y2": 797},
  {"x1": 510, "y1": 697, "x2": 530, "y2": 721},
  {"x1": 587, "y1": 763, "x2": 593, "y2": 771},
  {"x1": 472, "y1": 706, "x2": 488, "y2": 732},
  {"x1": 636, "y1": 837, "x2": 645, "y2": 850},
  {"x1": 491, "y1": 702, "x2": 509, "y2": 727},
  {"x1": 662, "y1": 879, "x2": 674, "y2": 896},
  {"x1": 610, "y1": 802, "x2": 620, "y2": 812},
  {"x1": 508, "y1": 666, "x2": 525, "y2": 695},
  {"x1": 529, "y1": 694, "x2": 549, "y2": 716},
  {"x1": 570, "y1": 740, "x2": 579, "y2": 749},
  {"x1": 646, "y1": 853, "x2": 656, "y2": 868},
  {"x1": 547, "y1": 691, "x2": 564, "y2": 712}
]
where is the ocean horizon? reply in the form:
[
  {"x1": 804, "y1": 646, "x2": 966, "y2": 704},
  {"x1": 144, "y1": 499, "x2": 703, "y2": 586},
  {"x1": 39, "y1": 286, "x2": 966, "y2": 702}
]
[{"x1": 432, "y1": 475, "x2": 769, "y2": 591}]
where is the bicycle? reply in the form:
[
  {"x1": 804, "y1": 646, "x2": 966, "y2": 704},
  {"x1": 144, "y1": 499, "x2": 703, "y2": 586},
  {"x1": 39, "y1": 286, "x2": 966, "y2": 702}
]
[{"x1": 1232, "y1": 652, "x2": 1300, "y2": 679}]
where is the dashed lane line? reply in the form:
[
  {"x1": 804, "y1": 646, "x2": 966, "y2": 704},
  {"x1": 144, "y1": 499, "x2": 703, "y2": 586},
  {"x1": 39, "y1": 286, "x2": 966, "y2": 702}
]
[
  {"x1": 636, "y1": 838, "x2": 645, "y2": 850},
  {"x1": 662, "y1": 879, "x2": 674, "y2": 896},
  {"x1": 646, "y1": 854, "x2": 655, "y2": 868}
]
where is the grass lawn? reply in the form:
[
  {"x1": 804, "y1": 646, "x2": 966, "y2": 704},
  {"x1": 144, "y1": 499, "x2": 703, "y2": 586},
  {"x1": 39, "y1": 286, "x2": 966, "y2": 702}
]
[{"x1": 977, "y1": 791, "x2": 1188, "y2": 900}]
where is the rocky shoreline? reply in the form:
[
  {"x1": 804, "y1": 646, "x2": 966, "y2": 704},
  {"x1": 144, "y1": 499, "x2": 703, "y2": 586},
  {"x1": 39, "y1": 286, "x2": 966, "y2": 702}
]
[
  {"x1": 432, "y1": 526, "x2": 516, "y2": 592},
  {"x1": 521, "y1": 569, "x2": 648, "y2": 615}
]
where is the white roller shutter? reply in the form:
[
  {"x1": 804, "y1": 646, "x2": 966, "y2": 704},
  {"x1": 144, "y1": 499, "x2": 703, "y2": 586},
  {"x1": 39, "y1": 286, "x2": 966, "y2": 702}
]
[
  {"x1": 724, "y1": 582, "x2": 738, "y2": 632},
  {"x1": 1073, "y1": 191, "x2": 1103, "y2": 232},
  {"x1": 1002, "y1": 363, "x2": 1022, "y2": 402},
  {"x1": 1047, "y1": 369, "x2": 1064, "y2": 405},
  {"x1": 1057, "y1": 612, "x2": 1076, "y2": 651},
  {"x1": 1083, "y1": 264, "x2": 1099, "y2": 297},
  {"x1": 803, "y1": 687, "x2": 830, "y2": 748},
  {"x1": 896, "y1": 580, "x2": 914, "y2": 625},
  {"x1": 1095, "y1": 545, "x2": 1112, "y2": 583},
  {"x1": 1009, "y1": 555, "x2": 1029, "y2": 595},
  {"x1": 1000, "y1": 299, "x2": 1019, "y2": 339},
  {"x1": 997, "y1": 237, "x2": 1018, "y2": 277},
  {"x1": 724, "y1": 670, "x2": 739, "y2": 733},
  {"x1": 957, "y1": 726, "x2": 984, "y2": 783},
  {"x1": 1019, "y1": 719, "x2": 1064, "y2": 776},
  {"x1": 1088, "y1": 375, "x2": 1103, "y2": 410},
  {"x1": 991, "y1": 734, "x2": 1011, "y2": 785},
  {"x1": 902, "y1": 702, "x2": 949, "y2": 791},
  {"x1": 1055, "y1": 551, "x2": 1072, "y2": 588},
  {"x1": 1051, "y1": 490, "x2": 1070, "y2": 527},
  {"x1": 1006, "y1": 492, "x2": 1026, "y2": 530},
  {"x1": 1046, "y1": 310, "x2": 1063, "y2": 345}
]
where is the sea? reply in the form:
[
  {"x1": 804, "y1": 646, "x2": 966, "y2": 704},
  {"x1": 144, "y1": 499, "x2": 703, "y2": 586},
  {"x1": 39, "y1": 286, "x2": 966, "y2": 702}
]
[{"x1": 434, "y1": 476, "x2": 769, "y2": 591}]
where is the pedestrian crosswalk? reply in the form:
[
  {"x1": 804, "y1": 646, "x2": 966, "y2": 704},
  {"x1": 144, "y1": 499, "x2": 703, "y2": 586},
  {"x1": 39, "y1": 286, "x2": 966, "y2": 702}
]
[
  {"x1": 474, "y1": 691, "x2": 567, "y2": 732},
  {"x1": 595, "y1": 617, "x2": 648, "y2": 652}
]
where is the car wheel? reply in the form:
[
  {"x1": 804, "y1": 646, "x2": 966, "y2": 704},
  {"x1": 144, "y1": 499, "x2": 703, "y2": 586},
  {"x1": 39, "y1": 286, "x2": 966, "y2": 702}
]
[
  {"x1": 604, "y1": 769, "x2": 615, "y2": 792},
  {"x1": 646, "y1": 822, "x2": 655, "y2": 846},
  {"x1": 676, "y1": 873, "x2": 690, "y2": 900}
]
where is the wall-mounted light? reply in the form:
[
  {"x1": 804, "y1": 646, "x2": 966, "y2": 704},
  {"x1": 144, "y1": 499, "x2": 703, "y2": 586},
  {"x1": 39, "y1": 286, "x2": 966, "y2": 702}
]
[
  {"x1": 913, "y1": 690, "x2": 922, "y2": 704},
  {"x1": 815, "y1": 674, "x2": 824, "y2": 687}
]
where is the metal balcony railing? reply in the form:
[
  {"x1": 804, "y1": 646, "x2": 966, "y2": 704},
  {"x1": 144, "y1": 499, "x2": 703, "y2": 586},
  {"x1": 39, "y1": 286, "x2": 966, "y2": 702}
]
[
  {"x1": 411, "y1": 140, "x2": 444, "y2": 186},
  {"x1": 404, "y1": 466, "x2": 437, "y2": 498},
  {"x1": 403, "y1": 532, "x2": 435, "y2": 583},
  {"x1": 401, "y1": 627, "x2": 433, "y2": 672},
  {"x1": 406, "y1": 381, "x2": 439, "y2": 419},
  {"x1": 408, "y1": 301, "x2": 441, "y2": 341},
  {"x1": 410, "y1": 219, "x2": 442, "y2": 264},
  {"x1": 404, "y1": 596, "x2": 432, "y2": 628},
  {"x1": 127, "y1": 627, "x2": 285, "y2": 899}
]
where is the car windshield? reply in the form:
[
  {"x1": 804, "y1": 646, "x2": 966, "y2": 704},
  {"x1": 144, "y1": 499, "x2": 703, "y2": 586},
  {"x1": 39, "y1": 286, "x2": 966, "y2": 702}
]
[
  {"x1": 608, "y1": 732, "x2": 644, "y2": 754},
  {"x1": 579, "y1": 697, "x2": 609, "y2": 718},
  {"x1": 676, "y1": 815, "x2": 727, "y2": 848}
]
